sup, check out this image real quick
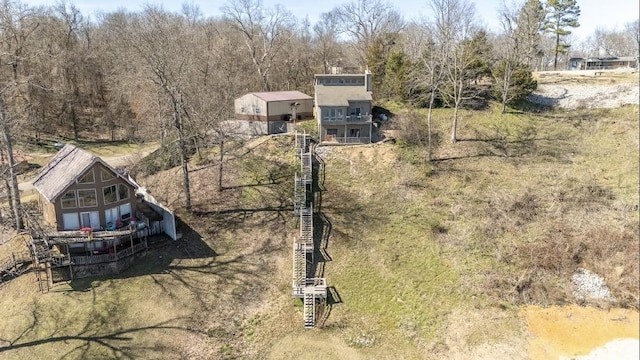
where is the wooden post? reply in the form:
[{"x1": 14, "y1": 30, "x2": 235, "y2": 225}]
[{"x1": 45, "y1": 261, "x2": 52, "y2": 289}]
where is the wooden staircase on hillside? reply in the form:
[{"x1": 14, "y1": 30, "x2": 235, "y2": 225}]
[{"x1": 291, "y1": 132, "x2": 327, "y2": 328}]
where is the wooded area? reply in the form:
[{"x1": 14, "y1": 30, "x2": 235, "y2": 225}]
[{"x1": 0, "y1": 0, "x2": 638, "y2": 221}]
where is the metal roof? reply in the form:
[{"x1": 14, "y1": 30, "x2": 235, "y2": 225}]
[
  {"x1": 250, "y1": 91, "x2": 312, "y2": 102},
  {"x1": 32, "y1": 144, "x2": 135, "y2": 202},
  {"x1": 314, "y1": 85, "x2": 373, "y2": 107}
]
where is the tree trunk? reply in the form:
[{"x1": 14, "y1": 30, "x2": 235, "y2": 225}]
[
  {"x1": 172, "y1": 97, "x2": 191, "y2": 211},
  {"x1": 451, "y1": 105, "x2": 459, "y2": 144},
  {"x1": 427, "y1": 92, "x2": 435, "y2": 161},
  {"x1": 501, "y1": 60, "x2": 511, "y2": 114},
  {"x1": 217, "y1": 139, "x2": 224, "y2": 192},
  {"x1": 553, "y1": 32, "x2": 560, "y2": 71},
  {"x1": 0, "y1": 97, "x2": 23, "y2": 229},
  {"x1": 71, "y1": 104, "x2": 79, "y2": 141}
]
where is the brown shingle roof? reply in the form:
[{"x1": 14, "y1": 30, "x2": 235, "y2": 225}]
[
  {"x1": 32, "y1": 144, "x2": 135, "y2": 202},
  {"x1": 314, "y1": 85, "x2": 372, "y2": 107},
  {"x1": 251, "y1": 91, "x2": 312, "y2": 102}
]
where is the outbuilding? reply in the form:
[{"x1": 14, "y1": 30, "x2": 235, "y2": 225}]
[{"x1": 233, "y1": 91, "x2": 313, "y2": 134}]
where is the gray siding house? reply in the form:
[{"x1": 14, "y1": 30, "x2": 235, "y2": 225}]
[{"x1": 314, "y1": 71, "x2": 373, "y2": 144}]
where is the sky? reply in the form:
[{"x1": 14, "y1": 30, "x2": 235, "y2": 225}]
[{"x1": 23, "y1": 0, "x2": 640, "y2": 44}]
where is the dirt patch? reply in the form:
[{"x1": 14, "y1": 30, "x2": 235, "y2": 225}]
[
  {"x1": 529, "y1": 70, "x2": 639, "y2": 109},
  {"x1": 268, "y1": 333, "x2": 363, "y2": 360},
  {"x1": 432, "y1": 308, "x2": 528, "y2": 360},
  {"x1": 523, "y1": 305, "x2": 639, "y2": 360}
]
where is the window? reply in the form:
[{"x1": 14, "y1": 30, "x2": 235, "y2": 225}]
[
  {"x1": 101, "y1": 169, "x2": 115, "y2": 181},
  {"x1": 61, "y1": 190, "x2": 77, "y2": 209},
  {"x1": 78, "y1": 189, "x2": 97, "y2": 207},
  {"x1": 78, "y1": 170, "x2": 95, "y2": 184},
  {"x1": 105, "y1": 207, "x2": 119, "y2": 224},
  {"x1": 326, "y1": 129, "x2": 338, "y2": 141},
  {"x1": 120, "y1": 203, "x2": 131, "y2": 220},
  {"x1": 62, "y1": 213, "x2": 79, "y2": 230},
  {"x1": 118, "y1": 184, "x2": 129, "y2": 201},
  {"x1": 240, "y1": 106, "x2": 246, "y2": 113},
  {"x1": 103, "y1": 185, "x2": 117, "y2": 204},
  {"x1": 104, "y1": 184, "x2": 129, "y2": 204},
  {"x1": 105, "y1": 204, "x2": 132, "y2": 225}
]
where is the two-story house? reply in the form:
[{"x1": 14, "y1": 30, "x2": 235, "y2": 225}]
[
  {"x1": 33, "y1": 144, "x2": 138, "y2": 231},
  {"x1": 314, "y1": 71, "x2": 374, "y2": 144}
]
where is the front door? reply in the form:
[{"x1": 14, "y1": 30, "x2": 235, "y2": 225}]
[{"x1": 80, "y1": 211, "x2": 100, "y2": 230}]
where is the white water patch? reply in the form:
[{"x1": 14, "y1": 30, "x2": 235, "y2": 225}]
[{"x1": 560, "y1": 338, "x2": 640, "y2": 360}]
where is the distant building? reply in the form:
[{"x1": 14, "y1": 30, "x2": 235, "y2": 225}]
[
  {"x1": 314, "y1": 71, "x2": 374, "y2": 144},
  {"x1": 568, "y1": 56, "x2": 638, "y2": 70},
  {"x1": 233, "y1": 91, "x2": 313, "y2": 135}
]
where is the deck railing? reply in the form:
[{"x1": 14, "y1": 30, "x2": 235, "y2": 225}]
[
  {"x1": 322, "y1": 114, "x2": 373, "y2": 124},
  {"x1": 334, "y1": 137, "x2": 370, "y2": 144},
  {"x1": 69, "y1": 241, "x2": 147, "y2": 266}
]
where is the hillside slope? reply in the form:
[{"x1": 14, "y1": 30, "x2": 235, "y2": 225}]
[{"x1": 0, "y1": 73, "x2": 638, "y2": 359}]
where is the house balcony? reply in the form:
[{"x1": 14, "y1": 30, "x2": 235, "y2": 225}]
[{"x1": 321, "y1": 114, "x2": 373, "y2": 124}]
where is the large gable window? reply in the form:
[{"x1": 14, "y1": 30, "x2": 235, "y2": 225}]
[
  {"x1": 78, "y1": 170, "x2": 94, "y2": 184},
  {"x1": 61, "y1": 190, "x2": 77, "y2": 209},
  {"x1": 78, "y1": 189, "x2": 97, "y2": 207},
  {"x1": 101, "y1": 168, "x2": 115, "y2": 181}
]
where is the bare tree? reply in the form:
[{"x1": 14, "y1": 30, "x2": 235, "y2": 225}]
[
  {"x1": 628, "y1": 19, "x2": 640, "y2": 68},
  {"x1": 587, "y1": 22, "x2": 640, "y2": 58},
  {"x1": 407, "y1": 22, "x2": 446, "y2": 160},
  {"x1": 221, "y1": 0, "x2": 295, "y2": 91},
  {"x1": 331, "y1": 0, "x2": 405, "y2": 68},
  {"x1": 0, "y1": 90, "x2": 22, "y2": 229},
  {"x1": 429, "y1": 0, "x2": 479, "y2": 143},
  {"x1": 0, "y1": 0, "x2": 46, "y2": 229},
  {"x1": 122, "y1": 7, "x2": 196, "y2": 211},
  {"x1": 313, "y1": 12, "x2": 341, "y2": 74}
]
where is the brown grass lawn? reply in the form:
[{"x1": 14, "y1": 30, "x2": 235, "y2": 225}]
[{"x1": 0, "y1": 94, "x2": 638, "y2": 358}]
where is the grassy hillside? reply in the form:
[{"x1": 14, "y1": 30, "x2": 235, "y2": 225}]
[{"x1": 0, "y1": 96, "x2": 637, "y2": 359}]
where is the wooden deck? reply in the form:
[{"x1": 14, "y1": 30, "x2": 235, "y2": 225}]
[{"x1": 42, "y1": 227, "x2": 140, "y2": 245}]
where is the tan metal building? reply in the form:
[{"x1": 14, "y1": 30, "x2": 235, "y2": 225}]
[{"x1": 233, "y1": 91, "x2": 313, "y2": 134}]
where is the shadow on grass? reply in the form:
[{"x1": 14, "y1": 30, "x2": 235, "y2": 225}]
[{"x1": 0, "y1": 317, "x2": 199, "y2": 359}]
